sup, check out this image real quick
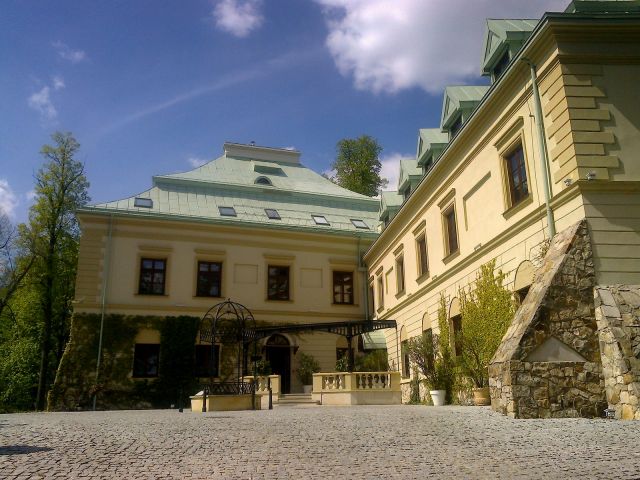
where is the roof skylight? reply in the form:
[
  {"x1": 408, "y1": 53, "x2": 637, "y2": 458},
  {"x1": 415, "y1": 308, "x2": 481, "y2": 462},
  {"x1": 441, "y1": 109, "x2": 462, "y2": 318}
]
[
  {"x1": 218, "y1": 206, "x2": 237, "y2": 217},
  {"x1": 351, "y1": 219, "x2": 369, "y2": 229},
  {"x1": 134, "y1": 197, "x2": 153, "y2": 208},
  {"x1": 312, "y1": 215, "x2": 330, "y2": 226},
  {"x1": 265, "y1": 208, "x2": 281, "y2": 220}
]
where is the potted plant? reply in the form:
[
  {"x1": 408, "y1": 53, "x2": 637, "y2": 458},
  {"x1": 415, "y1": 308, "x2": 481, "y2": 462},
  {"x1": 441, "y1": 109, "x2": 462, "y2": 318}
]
[
  {"x1": 297, "y1": 352, "x2": 320, "y2": 394},
  {"x1": 405, "y1": 331, "x2": 455, "y2": 406}
]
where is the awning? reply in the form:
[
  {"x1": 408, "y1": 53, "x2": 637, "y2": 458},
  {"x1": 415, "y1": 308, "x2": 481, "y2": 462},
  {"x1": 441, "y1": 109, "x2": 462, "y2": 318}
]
[{"x1": 361, "y1": 330, "x2": 387, "y2": 350}]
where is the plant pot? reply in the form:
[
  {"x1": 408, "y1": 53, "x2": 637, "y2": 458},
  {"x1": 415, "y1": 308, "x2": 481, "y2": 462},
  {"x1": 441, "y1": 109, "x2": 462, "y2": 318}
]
[
  {"x1": 429, "y1": 389, "x2": 446, "y2": 407},
  {"x1": 303, "y1": 385, "x2": 313, "y2": 394},
  {"x1": 473, "y1": 387, "x2": 491, "y2": 406}
]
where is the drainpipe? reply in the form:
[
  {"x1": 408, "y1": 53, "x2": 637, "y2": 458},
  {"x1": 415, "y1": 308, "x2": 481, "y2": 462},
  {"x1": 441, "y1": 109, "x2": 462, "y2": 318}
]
[
  {"x1": 93, "y1": 215, "x2": 113, "y2": 411},
  {"x1": 522, "y1": 58, "x2": 556, "y2": 238}
]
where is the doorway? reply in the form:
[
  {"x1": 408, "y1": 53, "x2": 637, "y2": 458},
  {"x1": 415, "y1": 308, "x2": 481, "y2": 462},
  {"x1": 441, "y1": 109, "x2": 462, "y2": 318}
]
[{"x1": 265, "y1": 334, "x2": 291, "y2": 394}]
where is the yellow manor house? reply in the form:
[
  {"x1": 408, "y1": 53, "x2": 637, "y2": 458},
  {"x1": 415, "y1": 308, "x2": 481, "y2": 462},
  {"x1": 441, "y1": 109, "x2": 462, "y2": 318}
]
[{"x1": 52, "y1": 0, "x2": 640, "y2": 419}]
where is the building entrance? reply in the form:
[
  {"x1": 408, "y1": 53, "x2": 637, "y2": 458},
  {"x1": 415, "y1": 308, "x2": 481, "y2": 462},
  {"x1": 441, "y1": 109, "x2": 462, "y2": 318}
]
[{"x1": 265, "y1": 334, "x2": 291, "y2": 394}]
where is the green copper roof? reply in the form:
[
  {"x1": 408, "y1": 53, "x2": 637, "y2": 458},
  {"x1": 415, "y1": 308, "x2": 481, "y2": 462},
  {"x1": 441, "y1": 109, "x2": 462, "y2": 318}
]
[
  {"x1": 379, "y1": 191, "x2": 403, "y2": 222},
  {"x1": 440, "y1": 85, "x2": 490, "y2": 130},
  {"x1": 417, "y1": 128, "x2": 449, "y2": 167},
  {"x1": 482, "y1": 19, "x2": 538, "y2": 76},
  {"x1": 80, "y1": 143, "x2": 380, "y2": 235},
  {"x1": 397, "y1": 159, "x2": 422, "y2": 193},
  {"x1": 566, "y1": 0, "x2": 640, "y2": 12}
]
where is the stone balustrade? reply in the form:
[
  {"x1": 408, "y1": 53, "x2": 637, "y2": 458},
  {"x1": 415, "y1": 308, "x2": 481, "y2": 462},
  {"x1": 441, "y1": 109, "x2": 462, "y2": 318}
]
[
  {"x1": 312, "y1": 372, "x2": 401, "y2": 405},
  {"x1": 242, "y1": 375, "x2": 281, "y2": 397}
]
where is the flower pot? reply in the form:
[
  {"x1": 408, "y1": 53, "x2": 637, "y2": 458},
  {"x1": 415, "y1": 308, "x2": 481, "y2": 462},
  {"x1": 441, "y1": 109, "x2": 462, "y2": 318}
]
[
  {"x1": 473, "y1": 387, "x2": 491, "y2": 406},
  {"x1": 303, "y1": 385, "x2": 313, "y2": 394},
  {"x1": 430, "y1": 389, "x2": 446, "y2": 407}
]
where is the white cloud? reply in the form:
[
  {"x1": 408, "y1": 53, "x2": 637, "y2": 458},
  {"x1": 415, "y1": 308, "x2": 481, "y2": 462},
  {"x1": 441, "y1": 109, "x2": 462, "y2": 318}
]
[
  {"x1": 52, "y1": 41, "x2": 87, "y2": 63},
  {"x1": 28, "y1": 86, "x2": 57, "y2": 120},
  {"x1": 52, "y1": 75, "x2": 65, "y2": 90},
  {"x1": 0, "y1": 179, "x2": 18, "y2": 218},
  {"x1": 188, "y1": 157, "x2": 208, "y2": 168},
  {"x1": 315, "y1": 0, "x2": 567, "y2": 94},
  {"x1": 25, "y1": 190, "x2": 37, "y2": 201},
  {"x1": 380, "y1": 152, "x2": 410, "y2": 191},
  {"x1": 213, "y1": 0, "x2": 264, "y2": 38}
]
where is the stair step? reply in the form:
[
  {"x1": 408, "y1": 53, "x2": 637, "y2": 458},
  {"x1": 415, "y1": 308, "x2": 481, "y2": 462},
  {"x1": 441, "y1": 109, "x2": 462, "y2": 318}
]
[{"x1": 276, "y1": 394, "x2": 320, "y2": 406}]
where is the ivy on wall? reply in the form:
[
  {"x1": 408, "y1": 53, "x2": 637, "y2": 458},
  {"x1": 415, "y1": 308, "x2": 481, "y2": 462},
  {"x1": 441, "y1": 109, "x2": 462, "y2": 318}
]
[{"x1": 49, "y1": 313, "x2": 201, "y2": 411}]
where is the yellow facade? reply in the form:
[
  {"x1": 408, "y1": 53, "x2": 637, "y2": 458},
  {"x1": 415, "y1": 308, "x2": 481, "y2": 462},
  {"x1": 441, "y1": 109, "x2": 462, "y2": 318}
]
[{"x1": 364, "y1": 15, "x2": 640, "y2": 390}]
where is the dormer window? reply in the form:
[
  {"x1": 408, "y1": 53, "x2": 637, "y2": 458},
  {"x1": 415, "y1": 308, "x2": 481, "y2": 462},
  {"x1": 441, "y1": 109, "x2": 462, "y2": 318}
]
[
  {"x1": 449, "y1": 115, "x2": 463, "y2": 138},
  {"x1": 492, "y1": 50, "x2": 511, "y2": 81},
  {"x1": 255, "y1": 176, "x2": 272, "y2": 186},
  {"x1": 350, "y1": 219, "x2": 369, "y2": 230}
]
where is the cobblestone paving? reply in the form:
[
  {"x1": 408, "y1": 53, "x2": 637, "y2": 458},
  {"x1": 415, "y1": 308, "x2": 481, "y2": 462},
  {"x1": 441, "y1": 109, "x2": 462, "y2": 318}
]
[{"x1": 1, "y1": 405, "x2": 639, "y2": 479}]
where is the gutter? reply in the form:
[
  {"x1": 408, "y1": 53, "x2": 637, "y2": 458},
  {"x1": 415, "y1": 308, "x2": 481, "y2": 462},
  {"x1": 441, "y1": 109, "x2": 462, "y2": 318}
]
[{"x1": 92, "y1": 215, "x2": 113, "y2": 411}]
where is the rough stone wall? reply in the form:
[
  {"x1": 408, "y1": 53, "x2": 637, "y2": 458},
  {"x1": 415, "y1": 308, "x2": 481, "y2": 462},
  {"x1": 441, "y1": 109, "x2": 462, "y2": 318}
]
[
  {"x1": 595, "y1": 286, "x2": 640, "y2": 420},
  {"x1": 489, "y1": 220, "x2": 605, "y2": 418}
]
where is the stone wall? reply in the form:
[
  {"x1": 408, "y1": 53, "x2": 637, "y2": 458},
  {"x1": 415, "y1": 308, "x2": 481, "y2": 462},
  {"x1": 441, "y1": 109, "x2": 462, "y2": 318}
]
[
  {"x1": 489, "y1": 220, "x2": 606, "y2": 418},
  {"x1": 595, "y1": 286, "x2": 640, "y2": 420}
]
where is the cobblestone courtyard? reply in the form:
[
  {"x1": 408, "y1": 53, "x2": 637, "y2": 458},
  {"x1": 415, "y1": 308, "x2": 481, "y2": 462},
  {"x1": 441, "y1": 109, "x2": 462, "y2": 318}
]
[{"x1": 1, "y1": 405, "x2": 639, "y2": 479}]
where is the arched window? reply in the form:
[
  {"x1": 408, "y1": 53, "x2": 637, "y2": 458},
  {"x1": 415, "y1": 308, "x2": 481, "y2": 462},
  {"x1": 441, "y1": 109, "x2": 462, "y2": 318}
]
[{"x1": 255, "y1": 176, "x2": 272, "y2": 186}]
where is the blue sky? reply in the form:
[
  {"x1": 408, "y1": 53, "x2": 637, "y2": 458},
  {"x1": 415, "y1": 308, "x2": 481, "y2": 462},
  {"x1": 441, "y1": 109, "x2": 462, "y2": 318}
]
[{"x1": 0, "y1": 0, "x2": 567, "y2": 223}]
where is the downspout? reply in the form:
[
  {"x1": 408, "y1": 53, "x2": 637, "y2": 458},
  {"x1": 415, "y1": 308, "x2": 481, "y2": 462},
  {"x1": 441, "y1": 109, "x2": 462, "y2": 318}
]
[
  {"x1": 93, "y1": 215, "x2": 113, "y2": 411},
  {"x1": 523, "y1": 58, "x2": 556, "y2": 238}
]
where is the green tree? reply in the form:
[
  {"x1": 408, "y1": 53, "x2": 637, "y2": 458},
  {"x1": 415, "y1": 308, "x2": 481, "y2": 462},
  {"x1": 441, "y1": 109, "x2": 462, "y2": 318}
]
[
  {"x1": 20, "y1": 132, "x2": 90, "y2": 410},
  {"x1": 0, "y1": 213, "x2": 35, "y2": 320},
  {"x1": 457, "y1": 260, "x2": 515, "y2": 388},
  {"x1": 330, "y1": 135, "x2": 387, "y2": 196}
]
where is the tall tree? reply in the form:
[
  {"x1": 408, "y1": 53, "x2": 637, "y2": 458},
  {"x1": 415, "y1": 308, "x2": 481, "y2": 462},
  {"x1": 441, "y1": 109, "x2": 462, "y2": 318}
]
[
  {"x1": 331, "y1": 135, "x2": 387, "y2": 196},
  {"x1": 0, "y1": 213, "x2": 35, "y2": 320},
  {"x1": 21, "y1": 132, "x2": 90, "y2": 410}
]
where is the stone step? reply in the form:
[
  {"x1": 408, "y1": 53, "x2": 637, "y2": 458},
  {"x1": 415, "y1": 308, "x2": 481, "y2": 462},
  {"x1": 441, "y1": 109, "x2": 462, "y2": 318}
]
[{"x1": 276, "y1": 394, "x2": 320, "y2": 406}]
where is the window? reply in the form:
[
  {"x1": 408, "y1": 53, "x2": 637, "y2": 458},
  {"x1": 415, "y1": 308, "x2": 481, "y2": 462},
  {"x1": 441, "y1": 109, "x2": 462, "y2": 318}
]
[
  {"x1": 333, "y1": 271, "x2": 354, "y2": 305},
  {"x1": 402, "y1": 188, "x2": 410, "y2": 203},
  {"x1": 219, "y1": 206, "x2": 237, "y2": 217},
  {"x1": 505, "y1": 143, "x2": 529, "y2": 206},
  {"x1": 367, "y1": 280, "x2": 375, "y2": 318},
  {"x1": 449, "y1": 115, "x2": 463, "y2": 138},
  {"x1": 395, "y1": 254, "x2": 405, "y2": 295},
  {"x1": 350, "y1": 219, "x2": 369, "y2": 229},
  {"x1": 133, "y1": 344, "x2": 159, "y2": 378},
  {"x1": 401, "y1": 340, "x2": 410, "y2": 378},
  {"x1": 195, "y1": 344, "x2": 220, "y2": 377},
  {"x1": 443, "y1": 205, "x2": 459, "y2": 256},
  {"x1": 376, "y1": 275, "x2": 384, "y2": 311},
  {"x1": 312, "y1": 215, "x2": 330, "y2": 226},
  {"x1": 451, "y1": 315, "x2": 463, "y2": 357},
  {"x1": 255, "y1": 176, "x2": 272, "y2": 186},
  {"x1": 268, "y1": 265, "x2": 290, "y2": 300},
  {"x1": 416, "y1": 234, "x2": 428, "y2": 277},
  {"x1": 493, "y1": 50, "x2": 511, "y2": 80},
  {"x1": 138, "y1": 258, "x2": 166, "y2": 295},
  {"x1": 134, "y1": 197, "x2": 153, "y2": 208},
  {"x1": 423, "y1": 156, "x2": 433, "y2": 175},
  {"x1": 265, "y1": 208, "x2": 281, "y2": 220},
  {"x1": 196, "y1": 261, "x2": 222, "y2": 297}
]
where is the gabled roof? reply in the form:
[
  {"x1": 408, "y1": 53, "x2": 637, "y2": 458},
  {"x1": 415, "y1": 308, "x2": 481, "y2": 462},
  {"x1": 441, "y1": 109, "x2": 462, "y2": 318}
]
[
  {"x1": 397, "y1": 159, "x2": 422, "y2": 193},
  {"x1": 440, "y1": 86, "x2": 490, "y2": 130},
  {"x1": 417, "y1": 128, "x2": 449, "y2": 167},
  {"x1": 379, "y1": 190, "x2": 403, "y2": 222},
  {"x1": 481, "y1": 19, "x2": 537, "y2": 76},
  {"x1": 79, "y1": 143, "x2": 380, "y2": 236}
]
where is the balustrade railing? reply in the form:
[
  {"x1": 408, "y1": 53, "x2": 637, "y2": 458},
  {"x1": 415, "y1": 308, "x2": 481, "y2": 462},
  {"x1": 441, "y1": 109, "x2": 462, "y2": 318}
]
[
  {"x1": 313, "y1": 371, "x2": 400, "y2": 393},
  {"x1": 242, "y1": 375, "x2": 281, "y2": 396}
]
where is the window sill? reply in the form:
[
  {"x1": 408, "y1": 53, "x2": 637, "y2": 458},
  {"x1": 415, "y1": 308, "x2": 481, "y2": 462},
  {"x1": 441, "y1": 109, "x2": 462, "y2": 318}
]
[
  {"x1": 442, "y1": 250, "x2": 460, "y2": 265},
  {"x1": 266, "y1": 298, "x2": 293, "y2": 303},
  {"x1": 376, "y1": 306, "x2": 385, "y2": 314},
  {"x1": 135, "y1": 293, "x2": 168, "y2": 297},
  {"x1": 332, "y1": 302, "x2": 356, "y2": 307},
  {"x1": 395, "y1": 290, "x2": 406, "y2": 299},
  {"x1": 194, "y1": 295, "x2": 223, "y2": 299},
  {"x1": 502, "y1": 194, "x2": 532, "y2": 221},
  {"x1": 416, "y1": 272, "x2": 429, "y2": 285}
]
